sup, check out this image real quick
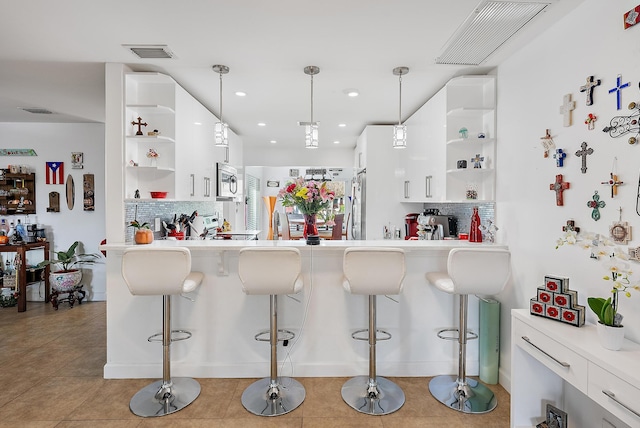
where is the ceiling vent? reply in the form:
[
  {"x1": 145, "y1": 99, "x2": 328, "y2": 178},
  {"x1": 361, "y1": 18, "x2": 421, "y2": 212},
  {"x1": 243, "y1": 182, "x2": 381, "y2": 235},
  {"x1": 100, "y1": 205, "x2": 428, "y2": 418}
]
[
  {"x1": 19, "y1": 107, "x2": 54, "y2": 114},
  {"x1": 436, "y1": 1, "x2": 550, "y2": 66},
  {"x1": 123, "y1": 44, "x2": 175, "y2": 59}
]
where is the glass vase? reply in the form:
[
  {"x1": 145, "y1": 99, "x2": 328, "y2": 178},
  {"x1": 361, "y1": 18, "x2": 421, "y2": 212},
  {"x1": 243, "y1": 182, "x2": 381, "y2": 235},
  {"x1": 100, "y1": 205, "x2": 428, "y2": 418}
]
[{"x1": 303, "y1": 213, "x2": 319, "y2": 239}]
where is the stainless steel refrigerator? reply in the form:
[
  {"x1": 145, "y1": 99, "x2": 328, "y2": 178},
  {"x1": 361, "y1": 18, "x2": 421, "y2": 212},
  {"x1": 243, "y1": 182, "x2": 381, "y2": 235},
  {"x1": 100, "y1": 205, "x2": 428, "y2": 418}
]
[{"x1": 351, "y1": 168, "x2": 366, "y2": 239}]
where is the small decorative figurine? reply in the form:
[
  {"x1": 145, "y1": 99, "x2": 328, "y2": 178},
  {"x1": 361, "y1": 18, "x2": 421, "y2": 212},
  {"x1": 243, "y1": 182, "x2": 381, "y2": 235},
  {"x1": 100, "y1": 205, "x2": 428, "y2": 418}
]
[
  {"x1": 477, "y1": 132, "x2": 486, "y2": 138},
  {"x1": 459, "y1": 127, "x2": 468, "y2": 139},
  {"x1": 479, "y1": 219, "x2": 498, "y2": 243},
  {"x1": 550, "y1": 174, "x2": 570, "y2": 206},
  {"x1": 134, "y1": 189, "x2": 140, "y2": 199},
  {"x1": 559, "y1": 94, "x2": 576, "y2": 127},
  {"x1": 562, "y1": 219, "x2": 580, "y2": 233},
  {"x1": 575, "y1": 142, "x2": 593, "y2": 174},
  {"x1": 471, "y1": 153, "x2": 484, "y2": 168},
  {"x1": 553, "y1": 149, "x2": 566, "y2": 167},
  {"x1": 610, "y1": 207, "x2": 631, "y2": 244},
  {"x1": 587, "y1": 190, "x2": 606, "y2": 221},
  {"x1": 540, "y1": 129, "x2": 556, "y2": 158},
  {"x1": 608, "y1": 74, "x2": 630, "y2": 110},
  {"x1": 466, "y1": 183, "x2": 478, "y2": 200},
  {"x1": 584, "y1": 113, "x2": 597, "y2": 130},
  {"x1": 131, "y1": 117, "x2": 148, "y2": 136},
  {"x1": 579, "y1": 75, "x2": 601, "y2": 106}
]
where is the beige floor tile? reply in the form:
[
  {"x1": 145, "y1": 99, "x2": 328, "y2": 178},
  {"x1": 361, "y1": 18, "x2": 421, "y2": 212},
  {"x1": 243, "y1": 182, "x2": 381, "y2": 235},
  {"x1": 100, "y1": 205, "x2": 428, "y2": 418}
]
[
  {"x1": 303, "y1": 417, "x2": 384, "y2": 427},
  {"x1": 0, "y1": 422, "x2": 58, "y2": 428},
  {"x1": 55, "y1": 421, "x2": 142, "y2": 428}
]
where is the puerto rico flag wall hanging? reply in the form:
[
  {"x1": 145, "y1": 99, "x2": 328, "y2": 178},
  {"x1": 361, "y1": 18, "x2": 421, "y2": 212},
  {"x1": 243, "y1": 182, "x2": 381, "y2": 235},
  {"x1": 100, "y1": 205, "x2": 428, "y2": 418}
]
[{"x1": 46, "y1": 162, "x2": 64, "y2": 184}]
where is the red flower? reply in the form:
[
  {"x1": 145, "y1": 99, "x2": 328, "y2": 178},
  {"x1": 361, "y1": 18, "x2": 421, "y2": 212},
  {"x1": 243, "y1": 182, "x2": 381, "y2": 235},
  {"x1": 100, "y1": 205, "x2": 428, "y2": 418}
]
[
  {"x1": 286, "y1": 183, "x2": 296, "y2": 193},
  {"x1": 555, "y1": 296, "x2": 567, "y2": 306},
  {"x1": 532, "y1": 303, "x2": 543, "y2": 313},
  {"x1": 546, "y1": 281, "x2": 557, "y2": 291},
  {"x1": 563, "y1": 311, "x2": 575, "y2": 321},
  {"x1": 547, "y1": 307, "x2": 558, "y2": 317},
  {"x1": 540, "y1": 293, "x2": 550, "y2": 302}
]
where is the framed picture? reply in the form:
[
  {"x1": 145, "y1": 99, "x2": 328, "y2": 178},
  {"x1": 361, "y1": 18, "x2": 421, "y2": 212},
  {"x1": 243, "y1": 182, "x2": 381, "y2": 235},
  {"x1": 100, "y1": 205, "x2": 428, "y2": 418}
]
[
  {"x1": 546, "y1": 404, "x2": 567, "y2": 428},
  {"x1": 71, "y1": 152, "x2": 84, "y2": 169},
  {"x1": 267, "y1": 180, "x2": 280, "y2": 188}
]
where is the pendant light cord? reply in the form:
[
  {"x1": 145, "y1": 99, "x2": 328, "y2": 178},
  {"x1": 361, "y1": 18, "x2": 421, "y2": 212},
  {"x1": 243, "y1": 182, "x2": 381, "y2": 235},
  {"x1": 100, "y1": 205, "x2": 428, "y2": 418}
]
[
  {"x1": 310, "y1": 73, "x2": 314, "y2": 123},
  {"x1": 398, "y1": 74, "x2": 402, "y2": 125},
  {"x1": 219, "y1": 71, "x2": 223, "y2": 123}
]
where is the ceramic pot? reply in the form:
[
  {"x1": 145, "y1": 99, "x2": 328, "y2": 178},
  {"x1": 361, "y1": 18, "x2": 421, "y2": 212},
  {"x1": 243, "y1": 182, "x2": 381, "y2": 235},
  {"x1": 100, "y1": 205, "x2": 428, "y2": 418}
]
[
  {"x1": 50, "y1": 270, "x2": 82, "y2": 292},
  {"x1": 135, "y1": 229, "x2": 154, "y2": 244},
  {"x1": 596, "y1": 322, "x2": 625, "y2": 351}
]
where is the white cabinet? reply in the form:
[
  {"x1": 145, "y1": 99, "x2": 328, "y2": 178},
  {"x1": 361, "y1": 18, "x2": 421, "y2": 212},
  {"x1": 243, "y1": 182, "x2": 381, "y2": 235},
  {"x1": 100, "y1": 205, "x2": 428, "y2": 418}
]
[
  {"x1": 445, "y1": 76, "x2": 496, "y2": 201},
  {"x1": 397, "y1": 86, "x2": 446, "y2": 202},
  {"x1": 124, "y1": 72, "x2": 219, "y2": 201},
  {"x1": 511, "y1": 309, "x2": 640, "y2": 428}
]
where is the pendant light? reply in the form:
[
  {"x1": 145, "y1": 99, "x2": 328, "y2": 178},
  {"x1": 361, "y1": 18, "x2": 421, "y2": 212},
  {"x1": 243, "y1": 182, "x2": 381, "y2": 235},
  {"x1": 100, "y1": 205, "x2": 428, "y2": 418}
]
[
  {"x1": 392, "y1": 66, "x2": 409, "y2": 149},
  {"x1": 299, "y1": 65, "x2": 320, "y2": 149},
  {"x1": 212, "y1": 64, "x2": 229, "y2": 147}
]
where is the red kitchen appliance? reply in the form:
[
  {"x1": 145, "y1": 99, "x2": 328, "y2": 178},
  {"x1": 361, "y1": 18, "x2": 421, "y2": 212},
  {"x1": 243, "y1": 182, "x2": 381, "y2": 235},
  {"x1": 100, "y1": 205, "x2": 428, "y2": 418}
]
[{"x1": 405, "y1": 213, "x2": 420, "y2": 240}]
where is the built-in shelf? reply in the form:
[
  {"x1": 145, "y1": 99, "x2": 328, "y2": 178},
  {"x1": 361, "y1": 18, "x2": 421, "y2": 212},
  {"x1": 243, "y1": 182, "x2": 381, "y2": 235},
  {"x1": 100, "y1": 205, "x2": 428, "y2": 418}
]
[
  {"x1": 447, "y1": 137, "x2": 495, "y2": 147},
  {"x1": 126, "y1": 104, "x2": 175, "y2": 114}
]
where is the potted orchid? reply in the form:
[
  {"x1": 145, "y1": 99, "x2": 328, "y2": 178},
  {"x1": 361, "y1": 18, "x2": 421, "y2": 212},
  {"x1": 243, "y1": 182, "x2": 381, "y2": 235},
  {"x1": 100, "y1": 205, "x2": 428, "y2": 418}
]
[
  {"x1": 557, "y1": 230, "x2": 639, "y2": 350},
  {"x1": 278, "y1": 177, "x2": 335, "y2": 244}
]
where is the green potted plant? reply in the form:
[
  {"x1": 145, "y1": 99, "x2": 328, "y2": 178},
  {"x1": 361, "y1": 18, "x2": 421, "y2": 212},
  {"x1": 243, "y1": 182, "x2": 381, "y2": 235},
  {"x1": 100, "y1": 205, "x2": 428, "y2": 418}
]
[
  {"x1": 37, "y1": 241, "x2": 100, "y2": 292},
  {"x1": 129, "y1": 219, "x2": 154, "y2": 244},
  {"x1": 557, "y1": 230, "x2": 638, "y2": 350}
]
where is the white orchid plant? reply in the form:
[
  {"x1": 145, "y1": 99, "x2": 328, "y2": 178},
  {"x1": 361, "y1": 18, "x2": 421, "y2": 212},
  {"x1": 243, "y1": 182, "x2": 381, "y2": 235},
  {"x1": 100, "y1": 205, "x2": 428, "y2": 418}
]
[{"x1": 556, "y1": 230, "x2": 639, "y2": 327}]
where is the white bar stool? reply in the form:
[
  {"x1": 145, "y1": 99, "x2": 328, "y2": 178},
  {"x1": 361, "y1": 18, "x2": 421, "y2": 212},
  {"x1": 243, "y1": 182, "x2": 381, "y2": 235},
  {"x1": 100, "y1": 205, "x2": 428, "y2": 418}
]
[
  {"x1": 121, "y1": 246, "x2": 203, "y2": 417},
  {"x1": 425, "y1": 247, "x2": 510, "y2": 414},
  {"x1": 237, "y1": 247, "x2": 305, "y2": 416},
  {"x1": 341, "y1": 247, "x2": 406, "y2": 416}
]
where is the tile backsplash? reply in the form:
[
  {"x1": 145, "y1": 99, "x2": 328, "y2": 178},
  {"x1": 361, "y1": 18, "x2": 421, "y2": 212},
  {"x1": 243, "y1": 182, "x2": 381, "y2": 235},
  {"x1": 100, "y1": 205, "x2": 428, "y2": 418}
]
[{"x1": 422, "y1": 202, "x2": 496, "y2": 237}]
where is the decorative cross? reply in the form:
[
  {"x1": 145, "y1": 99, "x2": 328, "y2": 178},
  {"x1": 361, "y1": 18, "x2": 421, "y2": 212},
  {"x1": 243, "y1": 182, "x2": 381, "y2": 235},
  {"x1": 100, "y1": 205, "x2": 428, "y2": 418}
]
[
  {"x1": 585, "y1": 113, "x2": 597, "y2": 130},
  {"x1": 131, "y1": 117, "x2": 148, "y2": 136},
  {"x1": 601, "y1": 173, "x2": 623, "y2": 198},
  {"x1": 550, "y1": 174, "x2": 570, "y2": 206},
  {"x1": 575, "y1": 142, "x2": 593, "y2": 174},
  {"x1": 587, "y1": 190, "x2": 606, "y2": 221},
  {"x1": 579, "y1": 75, "x2": 601, "y2": 106},
  {"x1": 610, "y1": 207, "x2": 631, "y2": 244},
  {"x1": 563, "y1": 219, "x2": 580, "y2": 233},
  {"x1": 471, "y1": 153, "x2": 484, "y2": 168},
  {"x1": 608, "y1": 74, "x2": 630, "y2": 110},
  {"x1": 602, "y1": 101, "x2": 640, "y2": 144},
  {"x1": 559, "y1": 94, "x2": 576, "y2": 127},
  {"x1": 553, "y1": 149, "x2": 566, "y2": 167},
  {"x1": 540, "y1": 129, "x2": 555, "y2": 158}
]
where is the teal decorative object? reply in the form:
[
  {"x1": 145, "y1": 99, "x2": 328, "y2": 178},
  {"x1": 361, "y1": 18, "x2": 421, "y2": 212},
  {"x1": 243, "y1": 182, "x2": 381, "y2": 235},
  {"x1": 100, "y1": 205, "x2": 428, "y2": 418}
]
[{"x1": 587, "y1": 190, "x2": 606, "y2": 221}]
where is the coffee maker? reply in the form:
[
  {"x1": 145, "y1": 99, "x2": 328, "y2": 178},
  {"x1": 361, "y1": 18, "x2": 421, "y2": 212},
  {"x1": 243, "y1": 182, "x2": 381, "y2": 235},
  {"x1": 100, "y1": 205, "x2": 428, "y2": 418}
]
[{"x1": 404, "y1": 213, "x2": 420, "y2": 240}]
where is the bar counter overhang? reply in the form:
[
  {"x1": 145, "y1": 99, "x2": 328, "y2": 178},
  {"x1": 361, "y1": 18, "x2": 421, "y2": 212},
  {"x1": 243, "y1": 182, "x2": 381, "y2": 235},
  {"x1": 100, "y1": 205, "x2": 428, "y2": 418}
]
[{"x1": 101, "y1": 239, "x2": 507, "y2": 379}]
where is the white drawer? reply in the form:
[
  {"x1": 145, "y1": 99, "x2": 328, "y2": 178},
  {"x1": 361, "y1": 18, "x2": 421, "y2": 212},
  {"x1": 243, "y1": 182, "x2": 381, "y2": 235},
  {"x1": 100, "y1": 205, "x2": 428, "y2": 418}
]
[
  {"x1": 513, "y1": 318, "x2": 588, "y2": 393},
  {"x1": 588, "y1": 362, "x2": 640, "y2": 427}
]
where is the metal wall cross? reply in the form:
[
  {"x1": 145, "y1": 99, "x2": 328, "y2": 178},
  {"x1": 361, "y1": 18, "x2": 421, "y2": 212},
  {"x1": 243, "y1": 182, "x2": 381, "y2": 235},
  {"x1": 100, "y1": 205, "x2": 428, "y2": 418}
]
[
  {"x1": 608, "y1": 74, "x2": 630, "y2": 110},
  {"x1": 563, "y1": 219, "x2": 580, "y2": 233},
  {"x1": 559, "y1": 94, "x2": 576, "y2": 127},
  {"x1": 587, "y1": 190, "x2": 606, "y2": 221},
  {"x1": 550, "y1": 174, "x2": 570, "y2": 206},
  {"x1": 602, "y1": 173, "x2": 623, "y2": 198},
  {"x1": 575, "y1": 142, "x2": 593, "y2": 174},
  {"x1": 579, "y1": 75, "x2": 601, "y2": 106},
  {"x1": 471, "y1": 153, "x2": 484, "y2": 168}
]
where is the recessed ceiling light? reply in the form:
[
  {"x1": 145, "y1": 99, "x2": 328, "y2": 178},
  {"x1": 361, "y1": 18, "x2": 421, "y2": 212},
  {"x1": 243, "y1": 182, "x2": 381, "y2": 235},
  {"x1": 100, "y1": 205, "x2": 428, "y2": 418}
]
[
  {"x1": 235, "y1": 91, "x2": 246, "y2": 97},
  {"x1": 257, "y1": 122, "x2": 266, "y2": 127},
  {"x1": 343, "y1": 88, "x2": 359, "y2": 97},
  {"x1": 270, "y1": 140, "x2": 277, "y2": 144},
  {"x1": 338, "y1": 123, "x2": 346, "y2": 127},
  {"x1": 333, "y1": 140, "x2": 340, "y2": 144},
  {"x1": 194, "y1": 122, "x2": 202, "y2": 125}
]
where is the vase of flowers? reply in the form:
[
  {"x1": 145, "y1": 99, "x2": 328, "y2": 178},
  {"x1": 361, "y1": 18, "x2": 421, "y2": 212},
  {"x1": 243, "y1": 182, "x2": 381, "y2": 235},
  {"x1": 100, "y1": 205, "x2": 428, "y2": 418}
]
[
  {"x1": 557, "y1": 230, "x2": 638, "y2": 350},
  {"x1": 278, "y1": 177, "x2": 335, "y2": 245}
]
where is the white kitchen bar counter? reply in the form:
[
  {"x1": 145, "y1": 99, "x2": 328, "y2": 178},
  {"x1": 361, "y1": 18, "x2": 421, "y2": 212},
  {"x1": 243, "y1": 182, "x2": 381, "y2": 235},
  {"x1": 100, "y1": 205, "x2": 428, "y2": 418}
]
[{"x1": 101, "y1": 239, "x2": 506, "y2": 379}]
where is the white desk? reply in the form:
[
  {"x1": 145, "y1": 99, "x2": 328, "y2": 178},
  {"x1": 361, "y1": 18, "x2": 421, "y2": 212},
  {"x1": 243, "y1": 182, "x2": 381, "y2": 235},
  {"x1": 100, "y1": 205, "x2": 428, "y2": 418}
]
[{"x1": 511, "y1": 309, "x2": 640, "y2": 428}]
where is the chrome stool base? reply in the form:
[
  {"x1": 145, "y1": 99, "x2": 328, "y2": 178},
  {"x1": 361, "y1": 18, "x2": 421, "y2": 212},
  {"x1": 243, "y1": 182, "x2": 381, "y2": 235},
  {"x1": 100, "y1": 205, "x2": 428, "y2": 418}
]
[
  {"x1": 130, "y1": 377, "x2": 201, "y2": 417},
  {"x1": 428, "y1": 374, "x2": 496, "y2": 414},
  {"x1": 341, "y1": 375, "x2": 405, "y2": 416},
  {"x1": 241, "y1": 377, "x2": 305, "y2": 416}
]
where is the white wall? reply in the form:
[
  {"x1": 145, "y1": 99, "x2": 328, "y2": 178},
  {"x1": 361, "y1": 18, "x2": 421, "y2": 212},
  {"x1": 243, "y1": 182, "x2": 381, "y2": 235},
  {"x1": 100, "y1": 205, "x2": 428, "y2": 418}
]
[
  {"x1": 0, "y1": 122, "x2": 106, "y2": 300},
  {"x1": 496, "y1": 0, "x2": 640, "y2": 386}
]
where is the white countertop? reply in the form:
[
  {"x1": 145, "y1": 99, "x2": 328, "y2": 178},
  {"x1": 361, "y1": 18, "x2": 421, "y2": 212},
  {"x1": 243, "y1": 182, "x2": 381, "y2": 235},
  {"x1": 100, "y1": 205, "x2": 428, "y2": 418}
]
[{"x1": 101, "y1": 238, "x2": 505, "y2": 252}]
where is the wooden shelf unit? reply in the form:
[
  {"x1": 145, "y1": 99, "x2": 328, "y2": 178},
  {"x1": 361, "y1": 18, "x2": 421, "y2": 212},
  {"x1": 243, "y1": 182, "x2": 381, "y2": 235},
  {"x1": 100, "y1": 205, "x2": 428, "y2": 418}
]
[{"x1": 0, "y1": 171, "x2": 36, "y2": 215}]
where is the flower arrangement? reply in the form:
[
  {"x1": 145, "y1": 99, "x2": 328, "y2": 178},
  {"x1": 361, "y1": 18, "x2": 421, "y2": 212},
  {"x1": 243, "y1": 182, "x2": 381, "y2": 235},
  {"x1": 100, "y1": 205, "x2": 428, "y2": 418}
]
[
  {"x1": 278, "y1": 177, "x2": 335, "y2": 215},
  {"x1": 556, "y1": 230, "x2": 639, "y2": 326},
  {"x1": 146, "y1": 148, "x2": 159, "y2": 159}
]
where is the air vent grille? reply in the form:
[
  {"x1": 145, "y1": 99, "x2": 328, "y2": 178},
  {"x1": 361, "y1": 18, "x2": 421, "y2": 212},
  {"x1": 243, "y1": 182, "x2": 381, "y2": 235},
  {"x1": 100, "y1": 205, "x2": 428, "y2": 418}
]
[
  {"x1": 123, "y1": 44, "x2": 175, "y2": 59},
  {"x1": 436, "y1": 1, "x2": 550, "y2": 66},
  {"x1": 20, "y1": 107, "x2": 54, "y2": 114}
]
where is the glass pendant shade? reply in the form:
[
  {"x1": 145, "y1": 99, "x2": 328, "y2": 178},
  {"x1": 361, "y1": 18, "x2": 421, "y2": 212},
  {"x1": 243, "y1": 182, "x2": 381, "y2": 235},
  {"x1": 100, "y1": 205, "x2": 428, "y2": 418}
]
[
  {"x1": 393, "y1": 124, "x2": 407, "y2": 149},
  {"x1": 215, "y1": 121, "x2": 229, "y2": 147},
  {"x1": 305, "y1": 123, "x2": 319, "y2": 149}
]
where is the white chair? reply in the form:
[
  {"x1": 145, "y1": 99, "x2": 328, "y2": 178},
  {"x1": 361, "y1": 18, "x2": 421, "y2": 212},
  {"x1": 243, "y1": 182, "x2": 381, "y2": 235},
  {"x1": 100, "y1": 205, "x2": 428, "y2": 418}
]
[
  {"x1": 426, "y1": 248, "x2": 511, "y2": 414},
  {"x1": 237, "y1": 247, "x2": 305, "y2": 416},
  {"x1": 341, "y1": 247, "x2": 406, "y2": 415},
  {"x1": 121, "y1": 246, "x2": 204, "y2": 417}
]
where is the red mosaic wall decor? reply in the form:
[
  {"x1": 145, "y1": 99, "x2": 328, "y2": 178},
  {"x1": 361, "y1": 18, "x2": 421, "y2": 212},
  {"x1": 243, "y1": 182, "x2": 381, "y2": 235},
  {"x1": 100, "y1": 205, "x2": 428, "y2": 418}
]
[{"x1": 530, "y1": 275, "x2": 585, "y2": 327}]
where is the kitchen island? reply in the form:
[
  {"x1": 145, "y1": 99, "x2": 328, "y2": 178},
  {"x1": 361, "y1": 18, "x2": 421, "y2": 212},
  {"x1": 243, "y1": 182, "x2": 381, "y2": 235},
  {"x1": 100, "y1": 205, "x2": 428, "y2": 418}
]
[{"x1": 101, "y1": 239, "x2": 507, "y2": 379}]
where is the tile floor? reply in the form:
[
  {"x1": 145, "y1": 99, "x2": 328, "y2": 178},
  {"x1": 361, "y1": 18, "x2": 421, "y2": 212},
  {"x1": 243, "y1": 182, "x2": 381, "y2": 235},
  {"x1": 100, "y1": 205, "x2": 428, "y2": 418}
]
[{"x1": 0, "y1": 301, "x2": 510, "y2": 427}]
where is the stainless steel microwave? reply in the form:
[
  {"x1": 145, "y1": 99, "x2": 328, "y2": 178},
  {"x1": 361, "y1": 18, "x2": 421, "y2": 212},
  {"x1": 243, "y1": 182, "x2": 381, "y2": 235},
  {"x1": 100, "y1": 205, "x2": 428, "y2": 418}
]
[{"x1": 216, "y1": 163, "x2": 238, "y2": 200}]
